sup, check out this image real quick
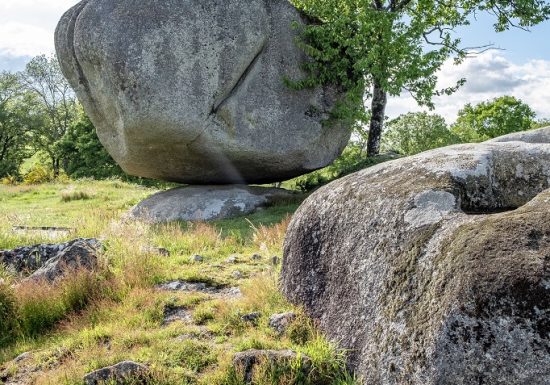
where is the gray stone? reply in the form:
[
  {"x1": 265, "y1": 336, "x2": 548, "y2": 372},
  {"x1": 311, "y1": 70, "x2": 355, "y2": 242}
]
[
  {"x1": 190, "y1": 254, "x2": 204, "y2": 263},
  {"x1": 226, "y1": 255, "x2": 238, "y2": 264},
  {"x1": 55, "y1": 0, "x2": 351, "y2": 184},
  {"x1": 83, "y1": 361, "x2": 148, "y2": 385},
  {"x1": 241, "y1": 312, "x2": 261, "y2": 324},
  {"x1": 27, "y1": 240, "x2": 100, "y2": 283},
  {"x1": 268, "y1": 312, "x2": 296, "y2": 335},
  {"x1": 488, "y1": 125, "x2": 550, "y2": 143},
  {"x1": 156, "y1": 280, "x2": 242, "y2": 298},
  {"x1": 233, "y1": 350, "x2": 311, "y2": 384},
  {"x1": 130, "y1": 185, "x2": 296, "y2": 222},
  {"x1": 282, "y1": 138, "x2": 550, "y2": 385},
  {"x1": 0, "y1": 238, "x2": 100, "y2": 275},
  {"x1": 163, "y1": 306, "x2": 192, "y2": 326},
  {"x1": 232, "y1": 270, "x2": 244, "y2": 280},
  {"x1": 251, "y1": 254, "x2": 263, "y2": 261}
]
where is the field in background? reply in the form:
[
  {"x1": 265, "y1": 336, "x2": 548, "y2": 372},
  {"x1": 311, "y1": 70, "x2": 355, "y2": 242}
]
[{"x1": 0, "y1": 180, "x2": 355, "y2": 385}]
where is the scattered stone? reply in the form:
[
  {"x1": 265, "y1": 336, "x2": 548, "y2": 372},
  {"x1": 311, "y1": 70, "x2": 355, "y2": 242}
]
[
  {"x1": 156, "y1": 280, "x2": 242, "y2": 299},
  {"x1": 14, "y1": 352, "x2": 31, "y2": 363},
  {"x1": 233, "y1": 350, "x2": 311, "y2": 384},
  {"x1": 56, "y1": 0, "x2": 351, "y2": 185},
  {"x1": 270, "y1": 256, "x2": 281, "y2": 266},
  {"x1": 251, "y1": 254, "x2": 262, "y2": 261},
  {"x1": 241, "y1": 312, "x2": 261, "y2": 324},
  {"x1": 0, "y1": 238, "x2": 101, "y2": 275},
  {"x1": 27, "y1": 240, "x2": 101, "y2": 282},
  {"x1": 130, "y1": 185, "x2": 296, "y2": 222},
  {"x1": 282, "y1": 136, "x2": 550, "y2": 384},
  {"x1": 83, "y1": 361, "x2": 148, "y2": 385},
  {"x1": 269, "y1": 312, "x2": 297, "y2": 335},
  {"x1": 140, "y1": 245, "x2": 170, "y2": 257},
  {"x1": 226, "y1": 255, "x2": 238, "y2": 264},
  {"x1": 190, "y1": 254, "x2": 204, "y2": 263},
  {"x1": 163, "y1": 306, "x2": 192, "y2": 326},
  {"x1": 232, "y1": 270, "x2": 244, "y2": 280}
]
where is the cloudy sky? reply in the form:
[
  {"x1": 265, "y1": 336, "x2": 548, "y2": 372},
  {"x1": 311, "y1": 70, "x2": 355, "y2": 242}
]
[{"x1": 1, "y1": 0, "x2": 549, "y2": 123}]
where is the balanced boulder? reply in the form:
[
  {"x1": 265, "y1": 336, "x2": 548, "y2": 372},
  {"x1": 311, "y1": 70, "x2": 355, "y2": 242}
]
[
  {"x1": 282, "y1": 132, "x2": 550, "y2": 384},
  {"x1": 55, "y1": 0, "x2": 350, "y2": 184}
]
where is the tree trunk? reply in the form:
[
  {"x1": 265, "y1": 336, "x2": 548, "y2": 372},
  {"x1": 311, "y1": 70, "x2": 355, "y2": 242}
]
[
  {"x1": 53, "y1": 157, "x2": 60, "y2": 177},
  {"x1": 367, "y1": 80, "x2": 388, "y2": 156}
]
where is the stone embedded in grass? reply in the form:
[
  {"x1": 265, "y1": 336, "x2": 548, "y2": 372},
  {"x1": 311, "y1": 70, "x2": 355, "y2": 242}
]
[
  {"x1": 163, "y1": 306, "x2": 192, "y2": 326},
  {"x1": 190, "y1": 254, "x2": 204, "y2": 263},
  {"x1": 233, "y1": 350, "x2": 311, "y2": 384},
  {"x1": 140, "y1": 245, "x2": 170, "y2": 257},
  {"x1": 83, "y1": 361, "x2": 148, "y2": 385},
  {"x1": 251, "y1": 254, "x2": 262, "y2": 261},
  {"x1": 241, "y1": 312, "x2": 261, "y2": 324},
  {"x1": 0, "y1": 238, "x2": 101, "y2": 275},
  {"x1": 26, "y1": 240, "x2": 101, "y2": 283},
  {"x1": 226, "y1": 255, "x2": 238, "y2": 264},
  {"x1": 232, "y1": 270, "x2": 244, "y2": 280},
  {"x1": 156, "y1": 280, "x2": 242, "y2": 298},
  {"x1": 268, "y1": 312, "x2": 297, "y2": 335},
  {"x1": 270, "y1": 256, "x2": 281, "y2": 266}
]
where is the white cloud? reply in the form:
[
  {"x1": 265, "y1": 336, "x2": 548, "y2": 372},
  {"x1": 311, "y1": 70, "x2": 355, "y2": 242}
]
[
  {"x1": 0, "y1": 0, "x2": 79, "y2": 57},
  {"x1": 386, "y1": 51, "x2": 550, "y2": 123}
]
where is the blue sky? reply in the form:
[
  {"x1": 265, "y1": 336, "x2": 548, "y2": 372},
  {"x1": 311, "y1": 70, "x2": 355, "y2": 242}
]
[{"x1": 0, "y1": 0, "x2": 549, "y2": 122}]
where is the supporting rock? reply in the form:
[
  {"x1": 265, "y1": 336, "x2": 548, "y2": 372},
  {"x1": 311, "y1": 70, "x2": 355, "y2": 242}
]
[{"x1": 130, "y1": 185, "x2": 296, "y2": 222}]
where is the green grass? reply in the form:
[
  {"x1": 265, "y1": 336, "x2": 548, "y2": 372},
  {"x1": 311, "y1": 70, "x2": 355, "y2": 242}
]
[{"x1": 0, "y1": 180, "x2": 358, "y2": 385}]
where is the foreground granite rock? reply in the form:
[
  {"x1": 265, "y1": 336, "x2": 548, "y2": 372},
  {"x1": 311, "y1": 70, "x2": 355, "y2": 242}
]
[
  {"x1": 28, "y1": 240, "x2": 101, "y2": 282},
  {"x1": 282, "y1": 136, "x2": 550, "y2": 384},
  {"x1": 130, "y1": 185, "x2": 295, "y2": 222},
  {"x1": 0, "y1": 238, "x2": 101, "y2": 275},
  {"x1": 233, "y1": 350, "x2": 311, "y2": 384},
  {"x1": 55, "y1": 0, "x2": 350, "y2": 184}
]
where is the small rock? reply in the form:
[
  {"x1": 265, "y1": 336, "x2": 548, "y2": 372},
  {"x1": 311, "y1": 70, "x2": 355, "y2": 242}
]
[
  {"x1": 226, "y1": 255, "x2": 238, "y2": 264},
  {"x1": 223, "y1": 287, "x2": 242, "y2": 298},
  {"x1": 83, "y1": 361, "x2": 148, "y2": 385},
  {"x1": 140, "y1": 245, "x2": 170, "y2": 257},
  {"x1": 233, "y1": 350, "x2": 311, "y2": 384},
  {"x1": 27, "y1": 240, "x2": 100, "y2": 282},
  {"x1": 163, "y1": 306, "x2": 192, "y2": 326},
  {"x1": 157, "y1": 280, "x2": 208, "y2": 292},
  {"x1": 14, "y1": 352, "x2": 31, "y2": 363},
  {"x1": 270, "y1": 256, "x2": 280, "y2": 266},
  {"x1": 269, "y1": 312, "x2": 297, "y2": 335},
  {"x1": 232, "y1": 270, "x2": 244, "y2": 279},
  {"x1": 251, "y1": 254, "x2": 262, "y2": 261},
  {"x1": 190, "y1": 254, "x2": 204, "y2": 263},
  {"x1": 241, "y1": 312, "x2": 261, "y2": 324}
]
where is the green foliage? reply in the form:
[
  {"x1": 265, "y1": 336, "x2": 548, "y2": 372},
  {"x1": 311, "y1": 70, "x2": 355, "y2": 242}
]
[
  {"x1": 22, "y1": 164, "x2": 54, "y2": 185},
  {"x1": 532, "y1": 118, "x2": 550, "y2": 129},
  {"x1": 292, "y1": 144, "x2": 398, "y2": 192},
  {"x1": 451, "y1": 96, "x2": 537, "y2": 142},
  {"x1": 289, "y1": 0, "x2": 550, "y2": 153},
  {"x1": 383, "y1": 112, "x2": 459, "y2": 155},
  {"x1": 59, "y1": 113, "x2": 126, "y2": 180}
]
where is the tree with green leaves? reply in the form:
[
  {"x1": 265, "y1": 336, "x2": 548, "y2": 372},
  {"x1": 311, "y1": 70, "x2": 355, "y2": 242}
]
[
  {"x1": 383, "y1": 112, "x2": 458, "y2": 155},
  {"x1": 19, "y1": 55, "x2": 79, "y2": 176},
  {"x1": 290, "y1": 0, "x2": 550, "y2": 155},
  {"x1": 0, "y1": 72, "x2": 40, "y2": 177},
  {"x1": 58, "y1": 111, "x2": 125, "y2": 179},
  {"x1": 451, "y1": 96, "x2": 536, "y2": 142}
]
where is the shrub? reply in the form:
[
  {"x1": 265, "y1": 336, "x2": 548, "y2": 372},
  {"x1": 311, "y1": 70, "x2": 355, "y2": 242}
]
[
  {"x1": 23, "y1": 164, "x2": 54, "y2": 185},
  {"x1": 61, "y1": 190, "x2": 92, "y2": 202}
]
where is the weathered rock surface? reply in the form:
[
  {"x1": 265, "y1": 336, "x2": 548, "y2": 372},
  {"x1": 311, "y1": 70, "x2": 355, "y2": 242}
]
[
  {"x1": 55, "y1": 0, "x2": 351, "y2": 184},
  {"x1": 282, "y1": 138, "x2": 550, "y2": 384},
  {"x1": 233, "y1": 350, "x2": 311, "y2": 384},
  {"x1": 488, "y1": 125, "x2": 550, "y2": 143},
  {"x1": 0, "y1": 238, "x2": 101, "y2": 275},
  {"x1": 269, "y1": 312, "x2": 297, "y2": 335},
  {"x1": 83, "y1": 361, "x2": 148, "y2": 385},
  {"x1": 27, "y1": 240, "x2": 100, "y2": 282},
  {"x1": 130, "y1": 185, "x2": 295, "y2": 222}
]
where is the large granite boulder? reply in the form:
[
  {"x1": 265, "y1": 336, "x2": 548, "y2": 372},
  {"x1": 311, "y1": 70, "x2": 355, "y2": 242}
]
[
  {"x1": 130, "y1": 185, "x2": 296, "y2": 222},
  {"x1": 55, "y1": 0, "x2": 351, "y2": 184},
  {"x1": 281, "y1": 133, "x2": 550, "y2": 384}
]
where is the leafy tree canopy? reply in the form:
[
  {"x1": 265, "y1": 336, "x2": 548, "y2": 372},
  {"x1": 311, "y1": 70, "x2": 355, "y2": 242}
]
[
  {"x1": 451, "y1": 95, "x2": 536, "y2": 142},
  {"x1": 289, "y1": 0, "x2": 550, "y2": 155}
]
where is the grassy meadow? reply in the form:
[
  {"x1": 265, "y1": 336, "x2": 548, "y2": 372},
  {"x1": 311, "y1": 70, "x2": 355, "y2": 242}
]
[{"x1": 0, "y1": 179, "x2": 356, "y2": 385}]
